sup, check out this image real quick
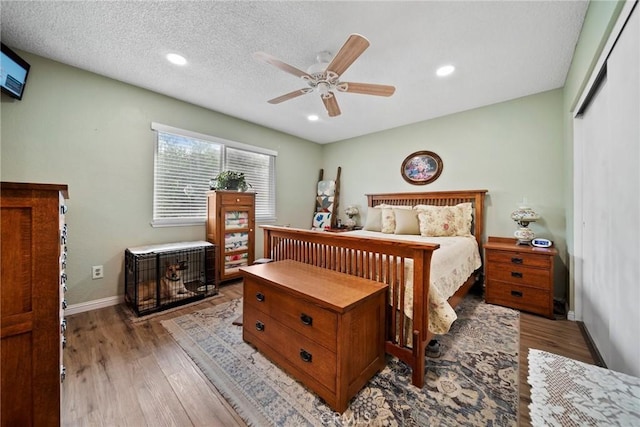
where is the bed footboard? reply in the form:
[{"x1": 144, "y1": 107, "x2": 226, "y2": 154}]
[{"x1": 262, "y1": 225, "x2": 438, "y2": 387}]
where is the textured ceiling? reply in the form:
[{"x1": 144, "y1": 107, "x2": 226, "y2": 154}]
[{"x1": 0, "y1": 1, "x2": 588, "y2": 144}]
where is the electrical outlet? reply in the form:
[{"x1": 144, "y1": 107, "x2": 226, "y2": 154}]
[{"x1": 92, "y1": 265, "x2": 104, "y2": 279}]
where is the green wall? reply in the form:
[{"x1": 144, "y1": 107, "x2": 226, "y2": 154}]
[{"x1": 1, "y1": 53, "x2": 321, "y2": 306}]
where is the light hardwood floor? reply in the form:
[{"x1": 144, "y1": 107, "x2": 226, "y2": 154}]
[{"x1": 62, "y1": 282, "x2": 595, "y2": 426}]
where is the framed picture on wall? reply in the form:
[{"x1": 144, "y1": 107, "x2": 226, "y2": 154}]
[{"x1": 401, "y1": 151, "x2": 443, "y2": 185}]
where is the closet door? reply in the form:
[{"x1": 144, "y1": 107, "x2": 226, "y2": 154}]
[
  {"x1": 577, "y1": 76, "x2": 612, "y2": 362},
  {"x1": 605, "y1": 4, "x2": 639, "y2": 375},
  {"x1": 574, "y1": 3, "x2": 639, "y2": 376}
]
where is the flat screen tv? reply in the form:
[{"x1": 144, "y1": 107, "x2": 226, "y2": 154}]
[{"x1": 1, "y1": 43, "x2": 30, "y2": 100}]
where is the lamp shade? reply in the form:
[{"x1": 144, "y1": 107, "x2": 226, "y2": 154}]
[{"x1": 511, "y1": 207, "x2": 540, "y2": 225}]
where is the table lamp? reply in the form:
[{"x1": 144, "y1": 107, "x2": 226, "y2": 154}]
[{"x1": 511, "y1": 199, "x2": 540, "y2": 245}]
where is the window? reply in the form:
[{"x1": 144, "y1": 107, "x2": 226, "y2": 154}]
[{"x1": 152, "y1": 123, "x2": 277, "y2": 226}]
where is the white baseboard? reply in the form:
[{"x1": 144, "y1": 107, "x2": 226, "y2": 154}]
[
  {"x1": 567, "y1": 310, "x2": 576, "y2": 321},
  {"x1": 66, "y1": 295, "x2": 124, "y2": 316}
]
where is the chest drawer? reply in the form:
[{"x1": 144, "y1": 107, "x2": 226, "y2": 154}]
[
  {"x1": 485, "y1": 263, "x2": 552, "y2": 290},
  {"x1": 486, "y1": 250, "x2": 550, "y2": 269},
  {"x1": 243, "y1": 307, "x2": 337, "y2": 393},
  {"x1": 244, "y1": 277, "x2": 338, "y2": 352}
]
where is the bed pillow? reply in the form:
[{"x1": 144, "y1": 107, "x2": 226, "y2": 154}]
[
  {"x1": 381, "y1": 208, "x2": 395, "y2": 233},
  {"x1": 380, "y1": 205, "x2": 413, "y2": 234},
  {"x1": 417, "y1": 202, "x2": 473, "y2": 237},
  {"x1": 393, "y1": 208, "x2": 420, "y2": 235},
  {"x1": 363, "y1": 207, "x2": 383, "y2": 231}
]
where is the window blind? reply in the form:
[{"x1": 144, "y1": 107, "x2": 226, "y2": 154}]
[{"x1": 151, "y1": 123, "x2": 277, "y2": 226}]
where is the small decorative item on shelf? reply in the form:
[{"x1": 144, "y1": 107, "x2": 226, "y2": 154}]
[
  {"x1": 209, "y1": 171, "x2": 252, "y2": 192},
  {"x1": 344, "y1": 205, "x2": 359, "y2": 229},
  {"x1": 511, "y1": 199, "x2": 540, "y2": 245}
]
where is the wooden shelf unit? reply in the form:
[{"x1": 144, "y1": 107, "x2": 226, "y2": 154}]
[{"x1": 206, "y1": 191, "x2": 255, "y2": 283}]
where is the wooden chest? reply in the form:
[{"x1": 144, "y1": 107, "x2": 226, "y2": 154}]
[
  {"x1": 240, "y1": 260, "x2": 387, "y2": 413},
  {"x1": 484, "y1": 236, "x2": 557, "y2": 319}
]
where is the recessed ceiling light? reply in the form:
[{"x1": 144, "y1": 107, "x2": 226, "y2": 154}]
[
  {"x1": 166, "y1": 53, "x2": 187, "y2": 66},
  {"x1": 436, "y1": 65, "x2": 455, "y2": 77},
  {"x1": 307, "y1": 115, "x2": 319, "y2": 121}
]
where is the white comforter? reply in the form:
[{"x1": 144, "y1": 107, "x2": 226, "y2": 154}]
[{"x1": 339, "y1": 230, "x2": 482, "y2": 334}]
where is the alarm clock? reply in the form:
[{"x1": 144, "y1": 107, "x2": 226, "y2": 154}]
[{"x1": 531, "y1": 238, "x2": 553, "y2": 248}]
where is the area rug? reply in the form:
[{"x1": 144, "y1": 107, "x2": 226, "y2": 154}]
[
  {"x1": 528, "y1": 349, "x2": 640, "y2": 427},
  {"x1": 162, "y1": 294, "x2": 519, "y2": 426}
]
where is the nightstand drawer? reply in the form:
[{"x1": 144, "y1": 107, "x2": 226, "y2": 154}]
[
  {"x1": 486, "y1": 250, "x2": 550, "y2": 269},
  {"x1": 485, "y1": 280, "x2": 552, "y2": 316},
  {"x1": 485, "y1": 263, "x2": 551, "y2": 290}
]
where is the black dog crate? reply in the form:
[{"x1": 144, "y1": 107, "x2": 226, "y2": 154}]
[{"x1": 125, "y1": 241, "x2": 217, "y2": 316}]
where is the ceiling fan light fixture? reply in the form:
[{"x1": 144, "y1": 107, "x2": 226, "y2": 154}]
[
  {"x1": 318, "y1": 82, "x2": 331, "y2": 97},
  {"x1": 436, "y1": 64, "x2": 455, "y2": 77},
  {"x1": 166, "y1": 53, "x2": 187, "y2": 66}
]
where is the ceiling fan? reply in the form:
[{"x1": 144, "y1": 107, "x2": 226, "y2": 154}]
[{"x1": 253, "y1": 34, "x2": 395, "y2": 117}]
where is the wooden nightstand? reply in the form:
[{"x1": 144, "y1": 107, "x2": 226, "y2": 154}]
[{"x1": 484, "y1": 236, "x2": 557, "y2": 319}]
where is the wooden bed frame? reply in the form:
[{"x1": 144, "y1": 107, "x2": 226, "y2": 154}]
[{"x1": 261, "y1": 189, "x2": 487, "y2": 387}]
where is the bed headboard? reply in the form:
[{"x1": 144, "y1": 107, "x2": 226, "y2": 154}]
[{"x1": 366, "y1": 189, "x2": 488, "y2": 250}]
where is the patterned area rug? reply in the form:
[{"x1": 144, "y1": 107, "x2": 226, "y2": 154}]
[
  {"x1": 161, "y1": 294, "x2": 519, "y2": 426},
  {"x1": 528, "y1": 349, "x2": 640, "y2": 426}
]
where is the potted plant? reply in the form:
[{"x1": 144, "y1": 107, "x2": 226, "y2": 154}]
[{"x1": 210, "y1": 171, "x2": 252, "y2": 192}]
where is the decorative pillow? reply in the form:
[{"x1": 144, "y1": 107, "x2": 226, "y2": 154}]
[
  {"x1": 393, "y1": 208, "x2": 420, "y2": 235},
  {"x1": 379, "y1": 205, "x2": 412, "y2": 234},
  {"x1": 417, "y1": 203, "x2": 473, "y2": 237},
  {"x1": 363, "y1": 207, "x2": 383, "y2": 231},
  {"x1": 381, "y1": 208, "x2": 396, "y2": 234}
]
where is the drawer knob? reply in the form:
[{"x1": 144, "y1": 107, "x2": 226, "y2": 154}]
[
  {"x1": 255, "y1": 321, "x2": 265, "y2": 332},
  {"x1": 299, "y1": 349, "x2": 313, "y2": 363},
  {"x1": 236, "y1": 198, "x2": 240, "y2": 202},
  {"x1": 300, "y1": 313, "x2": 313, "y2": 326},
  {"x1": 511, "y1": 271, "x2": 523, "y2": 278},
  {"x1": 255, "y1": 292, "x2": 265, "y2": 302},
  {"x1": 511, "y1": 290, "x2": 523, "y2": 298},
  {"x1": 511, "y1": 257, "x2": 523, "y2": 264}
]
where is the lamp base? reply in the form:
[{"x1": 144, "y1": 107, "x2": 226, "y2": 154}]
[
  {"x1": 344, "y1": 217, "x2": 356, "y2": 229},
  {"x1": 514, "y1": 227, "x2": 535, "y2": 245}
]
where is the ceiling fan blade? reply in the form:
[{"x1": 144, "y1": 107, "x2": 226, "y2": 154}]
[
  {"x1": 268, "y1": 88, "x2": 312, "y2": 104},
  {"x1": 322, "y1": 93, "x2": 341, "y2": 117},
  {"x1": 253, "y1": 52, "x2": 312, "y2": 79},
  {"x1": 326, "y1": 34, "x2": 370, "y2": 77},
  {"x1": 338, "y1": 82, "x2": 396, "y2": 97}
]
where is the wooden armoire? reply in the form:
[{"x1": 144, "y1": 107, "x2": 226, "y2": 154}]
[
  {"x1": 206, "y1": 191, "x2": 255, "y2": 283},
  {"x1": 1, "y1": 182, "x2": 69, "y2": 426}
]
